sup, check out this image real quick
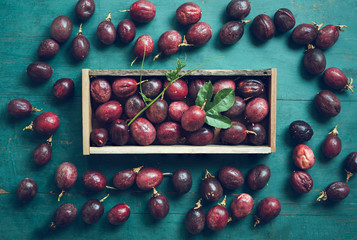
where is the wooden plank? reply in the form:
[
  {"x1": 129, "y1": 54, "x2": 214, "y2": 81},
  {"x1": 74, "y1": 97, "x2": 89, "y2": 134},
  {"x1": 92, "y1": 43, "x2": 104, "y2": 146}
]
[
  {"x1": 82, "y1": 69, "x2": 91, "y2": 156},
  {"x1": 270, "y1": 68, "x2": 277, "y2": 152}
]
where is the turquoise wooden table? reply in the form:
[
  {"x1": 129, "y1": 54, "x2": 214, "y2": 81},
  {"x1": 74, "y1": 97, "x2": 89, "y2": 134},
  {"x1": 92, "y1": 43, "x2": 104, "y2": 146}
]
[{"x1": 0, "y1": 0, "x2": 356, "y2": 239}]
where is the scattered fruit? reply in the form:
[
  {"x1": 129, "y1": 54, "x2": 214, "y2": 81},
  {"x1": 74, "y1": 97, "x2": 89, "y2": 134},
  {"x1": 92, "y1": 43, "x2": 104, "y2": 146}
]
[
  {"x1": 81, "y1": 194, "x2": 109, "y2": 224},
  {"x1": 82, "y1": 170, "x2": 107, "y2": 192},
  {"x1": 154, "y1": 30, "x2": 182, "y2": 61},
  {"x1": 136, "y1": 167, "x2": 163, "y2": 191},
  {"x1": 200, "y1": 170, "x2": 223, "y2": 202},
  {"x1": 71, "y1": 24, "x2": 90, "y2": 61},
  {"x1": 315, "y1": 25, "x2": 347, "y2": 50},
  {"x1": 185, "y1": 199, "x2": 205, "y2": 235},
  {"x1": 7, "y1": 98, "x2": 41, "y2": 118},
  {"x1": 132, "y1": 34, "x2": 154, "y2": 66},
  {"x1": 23, "y1": 112, "x2": 60, "y2": 135},
  {"x1": 26, "y1": 62, "x2": 53, "y2": 83},
  {"x1": 317, "y1": 182, "x2": 350, "y2": 202},
  {"x1": 124, "y1": 0, "x2": 156, "y2": 23},
  {"x1": 303, "y1": 45, "x2": 326, "y2": 75},
  {"x1": 293, "y1": 144, "x2": 315, "y2": 170},
  {"x1": 254, "y1": 197, "x2": 281, "y2": 227},
  {"x1": 148, "y1": 188, "x2": 170, "y2": 220},
  {"x1": 322, "y1": 125, "x2": 342, "y2": 158},
  {"x1": 113, "y1": 166, "x2": 143, "y2": 190},
  {"x1": 290, "y1": 171, "x2": 313, "y2": 194},
  {"x1": 345, "y1": 152, "x2": 357, "y2": 182},
  {"x1": 16, "y1": 178, "x2": 38, "y2": 203},
  {"x1": 185, "y1": 22, "x2": 212, "y2": 46},
  {"x1": 291, "y1": 23, "x2": 318, "y2": 45},
  {"x1": 75, "y1": 0, "x2": 95, "y2": 21},
  {"x1": 314, "y1": 90, "x2": 341, "y2": 118},
  {"x1": 97, "y1": 12, "x2": 116, "y2": 45},
  {"x1": 230, "y1": 193, "x2": 254, "y2": 219},
  {"x1": 322, "y1": 67, "x2": 354, "y2": 92},
  {"x1": 55, "y1": 162, "x2": 78, "y2": 201},
  {"x1": 218, "y1": 166, "x2": 244, "y2": 190},
  {"x1": 206, "y1": 196, "x2": 229, "y2": 231},
  {"x1": 219, "y1": 21, "x2": 246, "y2": 45},
  {"x1": 108, "y1": 203, "x2": 131, "y2": 225},
  {"x1": 289, "y1": 120, "x2": 313, "y2": 143},
  {"x1": 176, "y1": 2, "x2": 201, "y2": 26},
  {"x1": 274, "y1": 8, "x2": 295, "y2": 32},
  {"x1": 50, "y1": 15, "x2": 73, "y2": 43},
  {"x1": 90, "y1": 128, "x2": 108, "y2": 147},
  {"x1": 37, "y1": 39, "x2": 59, "y2": 59},
  {"x1": 226, "y1": 0, "x2": 251, "y2": 20},
  {"x1": 51, "y1": 203, "x2": 77, "y2": 228},
  {"x1": 53, "y1": 78, "x2": 75, "y2": 100},
  {"x1": 247, "y1": 164, "x2": 271, "y2": 190},
  {"x1": 251, "y1": 14, "x2": 275, "y2": 41},
  {"x1": 117, "y1": 19, "x2": 136, "y2": 44},
  {"x1": 172, "y1": 168, "x2": 192, "y2": 194},
  {"x1": 33, "y1": 135, "x2": 53, "y2": 166}
]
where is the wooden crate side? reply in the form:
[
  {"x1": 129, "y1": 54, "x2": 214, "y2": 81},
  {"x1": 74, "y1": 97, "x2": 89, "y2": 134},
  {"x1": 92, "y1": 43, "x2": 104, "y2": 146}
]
[
  {"x1": 270, "y1": 68, "x2": 277, "y2": 152},
  {"x1": 82, "y1": 69, "x2": 91, "y2": 155}
]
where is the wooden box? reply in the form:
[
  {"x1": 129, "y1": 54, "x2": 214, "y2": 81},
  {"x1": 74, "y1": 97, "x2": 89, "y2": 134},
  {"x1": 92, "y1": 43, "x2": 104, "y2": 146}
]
[{"x1": 82, "y1": 69, "x2": 277, "y2": 155}]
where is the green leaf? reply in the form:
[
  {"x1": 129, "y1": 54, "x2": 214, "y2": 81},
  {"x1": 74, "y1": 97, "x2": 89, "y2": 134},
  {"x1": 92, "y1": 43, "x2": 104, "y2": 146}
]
[
  {"x1": 206, "y1": 88, "x2": 235, "y2": 112},
  {"x1": 195, "y1": 81, "x2": 213, "y2": 107},
  {"x1": 205, "y1": 110, "x2": 232, "y2": 129},
  {"x1": 139, "y1": 92, "x2": 153, "y2": 105}
]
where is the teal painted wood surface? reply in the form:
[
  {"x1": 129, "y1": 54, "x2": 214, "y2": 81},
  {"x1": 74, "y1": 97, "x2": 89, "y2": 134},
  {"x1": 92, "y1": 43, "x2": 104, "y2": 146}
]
[{"x1": 0, "y1": 0, "x2": 356, "y2": 239}]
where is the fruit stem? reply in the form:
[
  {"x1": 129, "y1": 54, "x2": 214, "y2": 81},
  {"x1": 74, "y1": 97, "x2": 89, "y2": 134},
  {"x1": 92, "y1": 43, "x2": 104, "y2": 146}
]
[
  {"x1": 133, "y1": 165, "x2": 144, "y2": 174},
  {"x1": 246, "y1": 130, "x2": 257, "y2": 136},
  {"x1": 201, "y1": 99, "x2": 207, "y2": 110},
  {"x1": 203, "y1": 169, "x2": 214, "y2": 179},
  {"x1": 227, "y1": 217, "x2": 232, "y2": 223},
  {"x1": 106, "y1": 12, "x2": 112, "y2": 21},
  {"x1": 193, "y1": 198, "x2": 202, "y2": 209},
  {"x1": 254, "y1": 217, "x2": 260, "y2": 227},
  {"x1": 178, "y1": 35, "x2": 194, "y2": 47},
  {"x1": 241, "y1": 20, "x2": 251, "y2": 24},
  {"x1": 106, "y1": 185, "x2": 118, "y2": 190},
  {"x1": 345, "y1": 170, "x2": 353, "y2": 183},
  {"x1": 307, "y1": 44, "x2": 315, "y2": 50},
  {"x1": 163, "y1": 173, "x2": 173, "y2": 176},
  {"x1": 153, "y1": 52, "x2": 162, "y2": 61},
  {"x1": 31, "y1": 107, "x2": 42, "y2": 113},
  {"x1": 328, "y1": 125, "x2": 339, "y2": 136},
  {"x1": 23, "y1": 122, "x2": 34, "y2": 131},
  {"x1": 336, "y1": 25, "x2": 348, "y2": 31},
  {"x1": 136, "y1": 79, "x2": 148, "y2": 85},
  {"x1": 130, "y1": 57, "x2": 138, "y2": 67},
  {"x1": 312, "y1": 21, "x2": 324, "y2": 30},
  {"x1": 50, "y1": 222, "x2": 56, "y2": 229},
  {"x1": 152, "y1": 187, "x2": 160, "y2": 197},
  {"x1": 243, "y1": 96, "x2": 253, "y2": 101},
  {"x1": 100, "y1": 194, "x2": 110, "y2": 202},
  {"x1": 58, "y1": 190, "x2": 65, "y2": 202},
  {"x1": 343, "y1": 78, "x2": 355, "y2": 93},
  {"x1": 118, "y1": 9, "x2": 130, "y2": 13},
  {"x1": 316, "y1": 191, "x2": 328, "y2": 201},
  {"x1": 46, "y1": 135, "x2": 53, "y2": 146},
  {"x1": 218, "y1": 195, "x2": 227, "y2": 207},
  {"x1": 77, "y1": 24, "x2": 83, "y2": 36}
]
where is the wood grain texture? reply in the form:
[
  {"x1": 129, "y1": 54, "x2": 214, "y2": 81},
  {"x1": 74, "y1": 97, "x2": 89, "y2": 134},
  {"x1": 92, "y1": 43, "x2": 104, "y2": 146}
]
[{"x1": 0, "y1": 0, "x2": 356, "y2": 239}]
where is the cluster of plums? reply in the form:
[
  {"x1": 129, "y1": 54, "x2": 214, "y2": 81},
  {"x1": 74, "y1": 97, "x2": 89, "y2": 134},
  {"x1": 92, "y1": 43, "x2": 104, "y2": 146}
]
[
  {"x1": 288, "y1": 120, "x2": 355, "y2": 201},
  {"x1": 89, "y1": 76, "x2": 270, "y2": 147}
]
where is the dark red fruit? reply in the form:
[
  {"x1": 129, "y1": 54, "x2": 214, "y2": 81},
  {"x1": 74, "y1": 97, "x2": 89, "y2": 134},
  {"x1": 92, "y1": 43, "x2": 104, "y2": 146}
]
[
  {"x1": 164, "y1": 79, "x2": 188, "y2": 101},
  {"x1": 291, "y1": 23, "x2": 318, "y2": 45},
  {"x1": 274, "y1": 8, "x2": 295, "y2": 32},
  {"x1": 186, "y1": 22, "x2": 212, "y2": 46},
  {"x1": 187, "y1": 127, "x2": 214, "y2": 146},
  {"x1": 154, "y1": 30, "x2": 182, "y2": 60},
  {"x1": 130, "y1": 118, "x2": 156, "y2": 146},
  {"x1": 293, "y1": 144, "x2": 315, "y2": 170},
  {"x1": 53, "y1": 78, "x2": 74, "y2": 100},
  {"x1": 113, "y1": 166, "x2": 143, "y2": 190},
  {"x1": 81, "y1": 197, "x2": 106, "y2": 224},
  {"x1": 172, "y1": 168, "x2": 192, "y2": 194},
  {"x1": 206, "y1": 196, "x2": 229, "y2": 231},
  {"x1": 230, "y1": 193, "x2": 254, "y2": 220},
  {"x1": 345, "y1": 152, "x2": 357, "y2": 182},
  {"x1": 221, "y1": 122, "x2": 248, "y2": 144},
  {"x1": 176, "y1": 2, "x2": 201, "y2": 25},
  {"x1": 185, "y1": 199, "x2": 205, "y2": 235},
  {"x1": 247, "y1": 164, "x2": 271, "y2": 190},
  {"x1": 189, "y1": 79, "x2": 206, "y2": 100},
  {"x1": 24, "y1": 112, "x2": 60, "y2": 135},
  {"x1": 322, "y1": 125, "x2": 342, "y2": 158},
  {"x1": 90, "y1": 128, "x2": 108, "y2": 147},
  {"x1": 317, "y1": 182, "x2": 350, "y2": 202},
  {"x1": 133, "y1": 34, "x2": 154, "y2": 64},
  {"x1": 219, "y1": 21, "x2": 245, "y2": 45},
  {"x1": 304, "y1": 47, "x2": 326, "y2": 75},
  {"x1": 7, "y1": 98, "x2": 40, "y2": 118},
  {"x1": 75, "y1": 0, "x2": 95, "y2": 21},
  {"x1": 245, "y1": 98, "x2": 269, "y2": 123},
  {"x1": 289, "y1": 120, "x2": 313, "y2": 143},
  {"x1": 148, "y1": 188, "x2": 170, "y2": 220},
  {"x1": 71, "y1": 25, "x2": 90, "y2": 61},
  {"x1": 37, "y1": 39, "x2": 59, "y2": 59},
  {"x1": 213, "y1": 79, "x2": 235, "y2": 95},
  {"x1": 157, "y1": 122, "x2": 183, "y2": 145},
  {"x1": 237, "y1": 79, "x2": 265, "y2": 98},
  {"x1": 251, "y1": 14, "x2": 275, "y2": 41},
  {"x1": 181, "y1": 105, "x2": 206, "y2": 132},
  {"x1": 146, "y1": 99, "x2": 168, "y2": 124},
  {"x1": 200, "y1": 170, "x2": 223, "y2": 202},
  {"x1": 97, "y1": 12, "x2": 116, "y2": 45},
  {"x1": 315, "y1": 25, "x2": 347, "y2": 50},
  {"x1": 117, "y1": 19, "x2": 136, "y2": 44},
  {"x1": 223, "y1": 96, "x2": 245, "y2": 118},
  {"x1": 247, "y1": 124, "x2": 267, "y2": 145},
  {"x1": 290, "y1": 171, "x2": 313, "y2": 194},
  {"x1": 51, "y1": 203, "x2": 77, "y2": 228},
  {"x1": 218, "y1": 166, "x2": 244, "y2": 190},
  {"x1": 26, "y1": 62, "x2": 53, "y2": 83},
  {"x1": 226, "y1": 0, "x2": 250, "y2": 20},
  {"x1": 56, "y1": 162, "x2": 78, "y2": 199},
  {"x1": 50, "y1": 15, "x2": 73, "y2": 43},
  {"x1": 168, "y1": 101, "x2": 189, "y2": 122},
  {"x1": 141, "y1": 78, "x2": 162, "y2": 98},
  {"x1": 129, "y1": 0, "x2": 156, "y2": 23},
  {"x1": 136, "y1": 167, "x2": 163, "y2": 191},
  {"x1": 90, "y1": 79, "x2": 111, "y2": 103},
  {"x1": 314, "y1": 90, "x2": 341, "y2": 117},
  {"x1": 33, "y1": 136, "x2": 53, "y2": 166},
  {"x1": 108, "y1": 204, "x2": 131, "y2": 225},
  {"x1": 112, "y1": 78, "x2": 137, "y2": 98},
  {"x1": 16, "y1": 178, "x2": 38, "y2": 203},
  {"x1": 82, "y1": 170, "x2": 107, "y2": 192},
  {"x1": 95, "y1": 101, "x2": 122, "y2": 123},
  {"x1": 323, "y1": 67, "x2": 354, "y2": 92},
  {"x1": 125, "y1": 94, "x2": 145, "y2": 119},
  {"x1": 109, "y1": 119, "x2": 130, "y2": 146},
  {"x1": 255, "y1": 197, "x2": 281, "y2": 226}
]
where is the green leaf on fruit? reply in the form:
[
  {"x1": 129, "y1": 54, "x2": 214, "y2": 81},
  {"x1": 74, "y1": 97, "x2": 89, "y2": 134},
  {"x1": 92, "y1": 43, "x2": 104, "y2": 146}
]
[
  {"x1": 195, "y1": 81, "x2": 213, "y2": 107},
  {"x1": 166, "y1": 56, "x2": 187, "y2": 82},
  {"x1": 208, "y1": 88, "x2": 235, "y2": 112},
  {"x1": 205, "y1": 110, "x2": 232, "y2": 129}
]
